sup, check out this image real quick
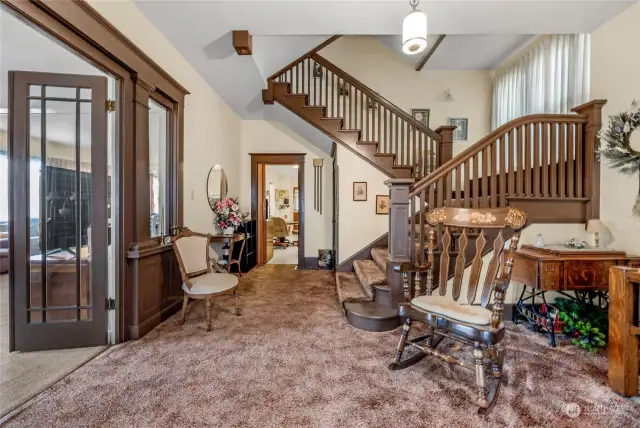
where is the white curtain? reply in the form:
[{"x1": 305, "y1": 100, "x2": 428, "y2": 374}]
[{"x1": 491, "y1": 34, "x2": 590, "y2": 129}]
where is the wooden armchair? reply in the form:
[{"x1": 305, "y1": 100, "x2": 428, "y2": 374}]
[
  {"x1": 389, "y1": 207, "x2": 527, "y2": 413},
  {"x1": 172, "y1": 228, "x2": 240, "y2": 332}
]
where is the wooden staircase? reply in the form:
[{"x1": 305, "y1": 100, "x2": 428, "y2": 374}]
[
  {"x1": 347, "y1": 101, "x2": 607, "y2": 331},
  {"x1": 260, "y1": 38, "x2": 606, "y2": 332},
  {"x1": 263, "y1": 52, "x2": 453, "y2": 179}
]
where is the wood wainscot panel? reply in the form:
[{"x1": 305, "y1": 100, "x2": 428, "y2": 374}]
[{"x1": 126, "y1": 243, "x2": 183, "y2": 339}]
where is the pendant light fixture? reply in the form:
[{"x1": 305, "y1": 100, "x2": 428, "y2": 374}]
[{"x1": 402, "y1": 0, "x2": 428, "y2": 55}]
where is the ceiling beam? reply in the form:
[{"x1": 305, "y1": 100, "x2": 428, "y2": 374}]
[{"x1": 415, "y1": 35, "x2": 446, "y2": 72}]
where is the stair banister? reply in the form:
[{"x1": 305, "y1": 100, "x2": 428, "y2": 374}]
[
  {"x1": 310, "y1": 54, "x2": 441, "y2": 142},
  {"x1": 571, "y1": 100, "x2": 607, "y2": 221},
  {"x1": 385, "y1": 101, "x2": 606, "y2": 304},
  {"x1": 263, "y1": 47, "x2": 448, "y2": 179}
]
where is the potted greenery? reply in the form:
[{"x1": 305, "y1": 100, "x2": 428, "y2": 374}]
[{"x1": 554, "y1": 298, "x2": 607, "y2": 352}]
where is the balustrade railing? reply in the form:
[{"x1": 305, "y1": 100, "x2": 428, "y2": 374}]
[
  {"x1": 268, "y1": 53, "x2": 444, "y2": 178},
  {"x1": 403, "y1": 100, "x2": 605, "y2": 265}
]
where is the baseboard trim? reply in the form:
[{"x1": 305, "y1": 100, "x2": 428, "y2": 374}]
[
  {"x1": 336, "y1": 233, "x2": 388, "y2": 272},
  {"x1": 129, "y1": 299, "x2": 183, "y2": 340}
]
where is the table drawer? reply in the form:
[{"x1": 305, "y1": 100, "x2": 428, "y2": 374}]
[
  {"x1": 565, "y1": 260, "x2": 615, "y2": 289},
  {"x1": 539, "y1": 262, "x2": 561, "y2": 290}
]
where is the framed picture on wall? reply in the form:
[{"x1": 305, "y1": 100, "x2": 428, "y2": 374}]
[
  {"x1": 449, "y1": 117, "x2": 468, "y2": 141},
  {"x1": 411, "y1": 109, "x2": 430, "y2": 127},
  {"x1": 353, "y1": 182, "x2": 367, "y2": 201},
  {"x1": 376, "y1": 195, "x2": 390, "y2": 215}
]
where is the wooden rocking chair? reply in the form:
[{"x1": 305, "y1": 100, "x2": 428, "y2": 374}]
[{"x1": 389, "y1": 206, "x2": 527, "y2": 413}]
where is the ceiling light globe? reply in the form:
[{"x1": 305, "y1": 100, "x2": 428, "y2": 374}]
[{"x1": 402, "y1": 9, "x2": 428, "y2": 55}]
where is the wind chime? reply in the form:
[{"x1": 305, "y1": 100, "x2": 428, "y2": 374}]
[{"x1": 313, "y1": 159, "x2": 323, "y2": 214}]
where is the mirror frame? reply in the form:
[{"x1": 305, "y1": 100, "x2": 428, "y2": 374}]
[{"x1": 207, "y1": 165, "x2": 227, "y2": 211}]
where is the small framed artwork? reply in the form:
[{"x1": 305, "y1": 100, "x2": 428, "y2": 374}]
[
  {"x1": 411, "y1": 109, "x2": 430, "y2": 127},
  {"x1": 449, "y1": 117, "x2": 468, "y2": 141},
  {"x1": 353, "y1": 182, "x2": 367, "y2": 201},
  {"x1": 376, "y1": 195, "x2": 390, "y2": 215}
]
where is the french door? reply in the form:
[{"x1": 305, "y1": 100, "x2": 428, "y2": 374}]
[{"x1": 8, "y1": 71, "x2": 109, "y2": 351}]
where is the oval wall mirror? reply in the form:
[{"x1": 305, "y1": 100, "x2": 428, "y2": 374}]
[{"x1": 207, "y1": 165, "x2": 228, "y2": 210}]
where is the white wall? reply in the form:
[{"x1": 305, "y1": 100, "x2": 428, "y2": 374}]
[
  {"x1": 336, "y1": 145, "x2": 390, "y2": 265},
  {"x1": 591, "y1": 1, "x2": 640, "y2": 255},
  {"x1": 240, "y1": 120, "x2": 332, "y2": 258},
  {"x1": 88, "y1": 0, "x2": 242, "y2": 234},
  {"x1": 320, "y1": 36, "x2": 493, "y2": 154}
]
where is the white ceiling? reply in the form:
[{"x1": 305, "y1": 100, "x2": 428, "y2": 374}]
[
  {"x1": 134, "y1": 0, "x2": 635, "y2": 35},
  {"x1": 131, "y1": 0, "x2": 636, "y2": 155},
  {"x1": 378, "y1": 34, "x2": 536, "y2": 70}
]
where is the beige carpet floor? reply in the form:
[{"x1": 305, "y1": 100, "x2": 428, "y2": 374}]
[
  {"x1": 0, "y1": 274, "x2": 105, "y2": 419},
  {"x1": 3, "y1": 265, "x2": 639, "y2": 427}
]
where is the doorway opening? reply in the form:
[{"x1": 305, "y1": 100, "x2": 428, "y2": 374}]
[
  {"x1": 0, "y1": 6, "x2": 117, "y2": 417},
  {"x1": 265, "y1": 165, "x2": 299, "y2": 264},
  {"x1": 250, "y1": 154, "x2": 305, "y2": 267}
]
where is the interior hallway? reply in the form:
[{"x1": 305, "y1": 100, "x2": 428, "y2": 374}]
[
  {"x1": 1, "y1": 265, "x2": 638, "y2": 427},
  {"x1": 267, "y1": 234, "x2": 299, "y2": 265},
  {"x1": 0, "y1": 274, "x2": 105, "y2": 418}
]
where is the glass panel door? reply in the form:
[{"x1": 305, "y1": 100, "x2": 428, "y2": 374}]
[{"x1": 9, "y1": 71, "x2": 108, "y2": 351}]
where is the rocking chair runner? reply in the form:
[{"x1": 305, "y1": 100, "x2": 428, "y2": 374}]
[
  {"x1": 172, "y1": 228, "x2": 241, "y2": 332},
  {"x1": 389, "y1": 206, "x2": 527, "y2": 413}
]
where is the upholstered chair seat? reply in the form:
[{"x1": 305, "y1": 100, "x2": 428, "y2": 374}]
[
  {"x1": 410, "y1": 295, "x2": 492, "y2": 326},
  {"x1": 182, "y1": 273, "x2": 238, "y2": 295}
]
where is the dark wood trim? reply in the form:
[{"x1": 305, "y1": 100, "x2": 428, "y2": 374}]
[
  {"x1": 250, "y1": 153, "x2": 306, "y2": 266},
  {"x1": 415, "y1": 35, "x2": 446, "y2": 72},
  {"x1": 127, "y1": 243, "x2": 174, "y2": 259},
  {"x1": 336, "y1": 233, "x2": 389, "y2": 272},
  {"x1": 267, "y1": 35, "x2": 342, "y2": 81},
  {"x1": 232, "y1": 30, "x2": 252, "y2": 55},
  {"x1": 2, "y1": 0, "x2": 188, "y2": 344},
  {"x1": 29, "y1": 0, "x2": 187, "y2": 102}
]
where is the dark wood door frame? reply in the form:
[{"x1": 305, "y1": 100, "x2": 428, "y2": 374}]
[
  {"x1": 2, "y1": 0, "x2": 189, "y2": 343},
  {"x1": 250, "y1": 153, "x2": 305, "y2": 266}
]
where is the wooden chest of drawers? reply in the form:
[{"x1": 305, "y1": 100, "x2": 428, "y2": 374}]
[{"x1": 512, "y1": 245, "x2": 640, "y2": 291}]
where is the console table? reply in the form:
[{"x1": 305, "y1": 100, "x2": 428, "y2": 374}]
[{"x1": 511, "y1": 245, "x2": 640, "y2": 346}]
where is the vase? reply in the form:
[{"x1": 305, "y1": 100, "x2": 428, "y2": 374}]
[
  {"x1": 534, "y1": 233, "x2": 546, "y2": 248},
  {"x1": 223, "y1": 226, "x2": 235, "y2": 236}
]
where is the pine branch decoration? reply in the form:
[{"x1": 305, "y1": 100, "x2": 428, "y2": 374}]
[{"x1": 598, "y1": 101, "x2": 640, "y2": 216}]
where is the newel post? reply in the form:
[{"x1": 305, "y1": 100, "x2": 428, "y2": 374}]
[
  {"x1": 434, "y1": 125, "x2": 457, "y2": 167},
  {"x1": 385, "y1": 178, "x2": 415, "y2": 306},
  {"x1": 571, "y1": 100, "x2": 607, "y2": 220}
]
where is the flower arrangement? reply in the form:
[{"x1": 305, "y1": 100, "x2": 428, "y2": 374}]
[{"x1": 212, "y1": 197, "x2": 247, "y2": 233}]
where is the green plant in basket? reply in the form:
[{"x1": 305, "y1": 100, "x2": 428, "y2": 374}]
[{"x1": 554, "y1": 298, "x2": 607, "y2": 352}]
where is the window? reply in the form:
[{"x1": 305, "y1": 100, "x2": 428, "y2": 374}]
[
  {"x1": 149, "y1": 98, "x2": 168, "y2": 237},
  {"x1": 491, "y1": 34, "x2": 590, "y2": 129}
]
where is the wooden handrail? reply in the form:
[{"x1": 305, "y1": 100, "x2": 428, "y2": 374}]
[
  {"x1": 267, "y1": 36, "x2": 342, "y2": 81},
  {"x1": 409, "y1": 113, "x2": 589, "y2": 197},
  {"x1": 311, "y1": 54, "x2": 441, "y2": 142}
]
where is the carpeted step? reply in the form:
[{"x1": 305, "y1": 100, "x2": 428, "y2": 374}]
[
  {"x1": 353, "y1": 259, "x2": 386, "y2": 299},
  {"x1": 336, "y1": 272, "x2": 373, "y2": 305},
  {"x1": 370, "y1": 247, "x2": 388, "y2": 272}
]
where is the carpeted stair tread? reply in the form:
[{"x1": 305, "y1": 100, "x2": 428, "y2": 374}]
[
  {"x1": 353, "y1": 260, "x2": 386, "y2": 298},
  {"x1": 370, "y1": 247, "x2": 388, "y2": 271},
  {"x1": 336, "y1": 272, "x2": 373, "y2": 305}
]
